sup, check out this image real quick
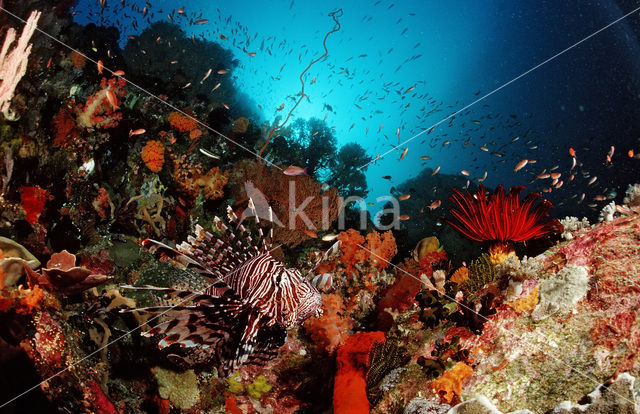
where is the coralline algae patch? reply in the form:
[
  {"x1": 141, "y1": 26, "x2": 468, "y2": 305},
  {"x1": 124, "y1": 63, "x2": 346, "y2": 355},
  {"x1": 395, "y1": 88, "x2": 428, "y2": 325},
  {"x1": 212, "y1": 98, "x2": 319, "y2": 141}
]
[{"x1": 458, "y1": 214, "x2": 640, "y2": 412}]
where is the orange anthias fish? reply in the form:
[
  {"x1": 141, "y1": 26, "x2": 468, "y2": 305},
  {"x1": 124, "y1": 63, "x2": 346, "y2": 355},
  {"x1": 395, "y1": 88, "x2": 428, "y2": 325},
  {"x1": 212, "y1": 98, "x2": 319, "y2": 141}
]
[
  {"x1": 431, "y1": 166, "x2": 440, "y2": 176},
  {"x1": 428, "y1": 200, "x2": 441, "y2": 210},
  {"x1": 514, "y1": 159, "x2": 528, "y2": 172},
  {"x1": 606, "y1": 145, "x2": 615, "y2": 163},
  {"x1": 569, "y1": 147, "x2": 576, "y2": 157},
  {"x1": 398, "y1": 194, "x2": 411, "y2": 201},
  {"x1": 283, "y1": 165, "x2": 308, "y2": 176},
  {"x1": 129, "y1": 128, "x2": 146, "y2": 137},
  {"x1": 105, "y1": 89, "x2": 119, "y2": 111},
  {"x1": 398, "y1": 147, "x2": 409, "y2": 161},
  {"x1": 97, "y1": 60, "x2": 104, "y2": 74},
  {"x1": 398, "y1": 214, "x2": 410, "y2": 221}
]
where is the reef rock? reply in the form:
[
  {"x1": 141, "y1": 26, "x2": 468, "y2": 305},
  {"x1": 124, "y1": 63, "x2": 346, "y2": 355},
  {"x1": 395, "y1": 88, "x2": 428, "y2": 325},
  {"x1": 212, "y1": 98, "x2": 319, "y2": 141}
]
[{"x1": 531, "y1": 264, "x2": 589, "y2": 320}]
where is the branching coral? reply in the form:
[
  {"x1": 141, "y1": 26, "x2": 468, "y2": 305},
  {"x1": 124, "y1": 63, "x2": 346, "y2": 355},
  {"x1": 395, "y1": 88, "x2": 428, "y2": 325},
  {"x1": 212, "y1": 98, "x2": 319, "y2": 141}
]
[
  {"x1": 364, "y1": 230, "x2": 397, "y2": 271},
  {"x1": 75, "y1": 77, "x2": 127, "y2": 129},
  {"x1": 304, "y1": 293, "x2": 353, "y2": 354},
  {"x1": 495, "y1": 254, "x2": 542, "y2": 284},
  {"x1": 599, "y1": 201, "x2": 616, "y2": 222},
  {"x1": 335, "y1": 229, "x2": 397, "y2": 274},
  {"x1": 446, "y1": 185, "x2": 562, "y2": 262},
  {"x1": 559, "y1": 216, "x2": 590, "y2": 240}
]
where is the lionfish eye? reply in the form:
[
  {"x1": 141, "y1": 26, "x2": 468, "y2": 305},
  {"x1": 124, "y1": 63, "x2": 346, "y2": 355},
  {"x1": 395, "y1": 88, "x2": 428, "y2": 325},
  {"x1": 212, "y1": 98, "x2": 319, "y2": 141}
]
[{"x1": 275, "y1": 273, "x2": 282, "y2": 285}]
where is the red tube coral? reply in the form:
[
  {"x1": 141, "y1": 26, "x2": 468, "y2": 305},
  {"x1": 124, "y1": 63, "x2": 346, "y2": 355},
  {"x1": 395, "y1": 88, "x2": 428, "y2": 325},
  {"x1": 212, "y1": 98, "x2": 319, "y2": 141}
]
[{"x1": 447, "y1": 185, "x2": 562, "y2": 244}]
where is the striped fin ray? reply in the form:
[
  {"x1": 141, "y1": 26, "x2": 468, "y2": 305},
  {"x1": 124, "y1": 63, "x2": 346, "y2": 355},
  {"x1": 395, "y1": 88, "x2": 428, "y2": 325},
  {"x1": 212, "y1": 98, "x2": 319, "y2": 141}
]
[
  {"x1": 245, "y1": 197, "x2": 274, "y2": 253},
  {"x1": 141, "y1": 239, "x2": 233, "y2": 292}
]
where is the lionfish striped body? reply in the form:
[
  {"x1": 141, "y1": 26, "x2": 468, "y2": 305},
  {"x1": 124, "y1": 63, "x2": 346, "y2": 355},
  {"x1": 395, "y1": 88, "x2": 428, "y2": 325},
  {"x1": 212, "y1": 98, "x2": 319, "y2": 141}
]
[{"x1": 123, "y1": 201, "x2": 322, "y2": 376}]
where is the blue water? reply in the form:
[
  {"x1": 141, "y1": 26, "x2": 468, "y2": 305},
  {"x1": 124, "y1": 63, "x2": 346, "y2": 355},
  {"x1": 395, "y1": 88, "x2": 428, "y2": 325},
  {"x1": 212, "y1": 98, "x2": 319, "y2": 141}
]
[{"x1": 72, "y1": 0, "x2": 640, "y2": 220}]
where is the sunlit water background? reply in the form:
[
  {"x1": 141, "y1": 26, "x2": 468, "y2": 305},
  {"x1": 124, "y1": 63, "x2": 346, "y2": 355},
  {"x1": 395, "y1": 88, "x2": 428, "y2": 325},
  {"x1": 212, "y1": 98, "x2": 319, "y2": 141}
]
[{"x1": 72, "y1": 0, "x2": 640, "y2": 222}]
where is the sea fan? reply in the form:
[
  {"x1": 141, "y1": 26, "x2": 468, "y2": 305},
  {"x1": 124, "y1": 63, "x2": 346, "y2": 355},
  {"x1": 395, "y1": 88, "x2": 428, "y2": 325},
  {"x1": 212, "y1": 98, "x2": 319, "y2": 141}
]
[
  {"x1": 446, "y1": 185, "x2": 562, "y2": 262},
  {"x1": 122, "y1": 200, "x2": 322, "y2": 376}
]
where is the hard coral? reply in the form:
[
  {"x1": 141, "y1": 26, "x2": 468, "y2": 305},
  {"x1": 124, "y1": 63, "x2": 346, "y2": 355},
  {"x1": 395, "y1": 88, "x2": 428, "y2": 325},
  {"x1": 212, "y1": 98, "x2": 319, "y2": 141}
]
[
  {"x1": 75, "y1": 77, "x2": 127, "y2": 129},
  {"x1": 334, "y1": 331, "x2": 386, "y2": 414},
  {"x1": 447, "y1": 185, "x2": 562, "y2": 261},
  {"x1": 168, "y1": 111, "x2": 198, "y2": 132},
  {"x1": 141, "y1": 140, "x2": 165, "y2": 173},
  {"x1": 24, "y1": 250, "x2": 112, "y2": 296}
]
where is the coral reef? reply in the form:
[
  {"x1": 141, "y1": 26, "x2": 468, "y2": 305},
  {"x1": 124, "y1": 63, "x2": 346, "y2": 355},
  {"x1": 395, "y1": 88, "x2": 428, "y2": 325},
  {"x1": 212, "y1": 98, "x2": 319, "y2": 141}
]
[
  {"x1": 229, "y1": 159, "x2": 341, "y2": 247},
  {"x1": 559, "y1": 216, "x2": 590, "y2": 240},
  {"x1": 446, "y1": 185, "x2": 562, "y2": 263},
  {"x1": 623, "y1": 183, "x2": 640, "y2": 209},
  {"x1": 23, "y1": 250, "x2": 112, "y2": 296},
  {"x1": 74, "y1": 77, "x2": 127, "y2": 129},
  {"x1": 304, "y1": 293, "x2": 353, "y2": 354},
  {"x1": 140, "y1": 140, "x2": 164, "y2": 173},
  {"x1": 334, "y1": 331, "x2": 386, "y2": 414},
  {"x1": 1, "y1": 3, "x2": 639, "y2": 413},
  {"x1": 153, "y1": 367, "x2": 200, "y2": 410}
]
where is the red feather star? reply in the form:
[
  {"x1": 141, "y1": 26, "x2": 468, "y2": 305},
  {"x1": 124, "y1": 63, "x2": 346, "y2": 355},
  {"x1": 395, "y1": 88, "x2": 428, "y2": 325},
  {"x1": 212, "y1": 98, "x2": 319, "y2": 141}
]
[{"x1": 446, "y1": 185, "x2": 562, "y2": 244}]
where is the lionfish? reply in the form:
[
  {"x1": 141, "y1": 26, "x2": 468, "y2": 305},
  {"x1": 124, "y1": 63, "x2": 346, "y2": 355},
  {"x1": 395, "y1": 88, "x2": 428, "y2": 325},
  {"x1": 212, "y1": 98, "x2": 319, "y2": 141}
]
[{"x1": 122, "y1": 200, "x2": 323, "y2": 376}]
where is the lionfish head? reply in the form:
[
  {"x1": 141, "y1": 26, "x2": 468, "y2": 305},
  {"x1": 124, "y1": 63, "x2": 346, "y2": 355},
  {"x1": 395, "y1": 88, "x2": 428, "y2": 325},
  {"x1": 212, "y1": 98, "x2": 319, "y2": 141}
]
[{"x1": 273, "y1": 266, "x2": 322, "y2": 329}]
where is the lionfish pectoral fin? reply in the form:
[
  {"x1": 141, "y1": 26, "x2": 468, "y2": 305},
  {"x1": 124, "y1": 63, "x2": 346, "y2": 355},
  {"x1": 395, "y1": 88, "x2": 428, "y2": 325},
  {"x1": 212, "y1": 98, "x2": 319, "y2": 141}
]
[
  {"x1": 233, "y1": 311, "x2": 263, "y2": 368},
  {"x1": 142, "y1": 239, "x2": 205, "y2": 269}
]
